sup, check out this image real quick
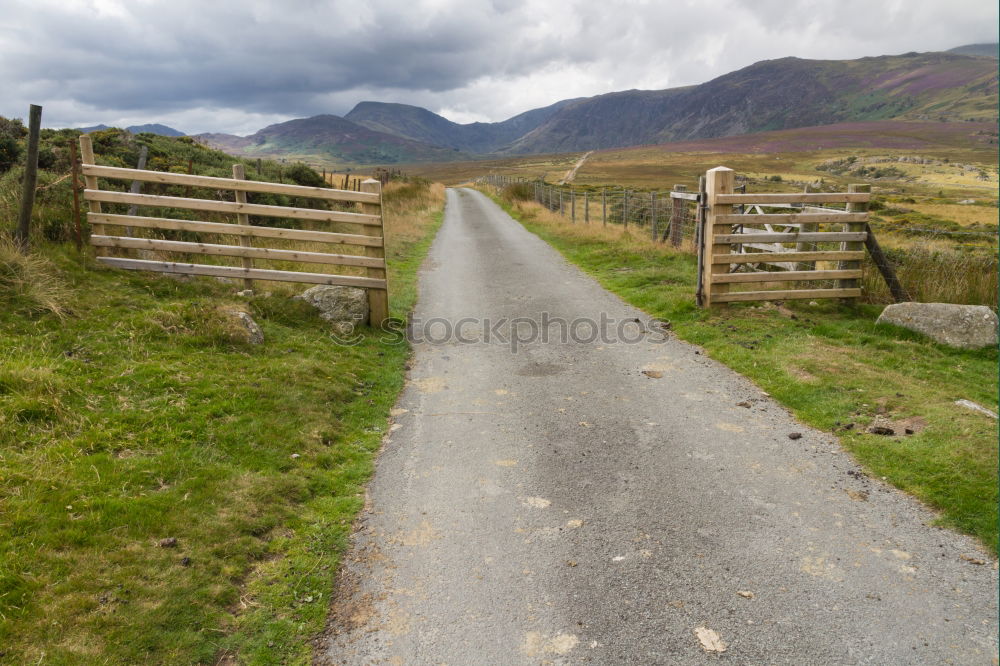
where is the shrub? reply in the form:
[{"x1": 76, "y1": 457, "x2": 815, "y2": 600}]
[
  {"x1": 284, "y1": 163, "x2": 325, "y2": 187},
  {"x1": 501, "y1": 182, "x2": 535, "y2": 202}
]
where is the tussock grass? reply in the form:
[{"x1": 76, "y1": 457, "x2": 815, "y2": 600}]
[
  {"x1": 862, "y1": 245, "x2": 998, "y2": 308},
  {"x1": 0, "y1": 236, "x2": 69, "y2": 317}
]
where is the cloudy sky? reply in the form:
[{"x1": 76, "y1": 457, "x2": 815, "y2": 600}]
[{"x1": 1, "y1": 0, "x2": 995, "y2": 135}]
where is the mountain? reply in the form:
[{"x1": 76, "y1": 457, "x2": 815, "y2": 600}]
[
  {"x1": 501, "y1": 51, "x2": 998, "y2": 154},
  {"x1": 194, "y1": 48, "x2": 998, "y2": 165},
  {"x1": 947, "y1": 43, "x2": 998, "y2": 58},
  {"x1": 194, "y1": 114, "x2": 463, "y2": 164},
  {"x1": 79, "y1": 123, "x2": 186, "y2": 136},
  {"x1": 344, "y1": 98, "x2": 581, "y2": 153}
]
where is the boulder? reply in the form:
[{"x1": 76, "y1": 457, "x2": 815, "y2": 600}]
[
  {"x1": 223, "y1": 309, "x2": 264, "y2": 344},
  {"x1": 296, "y1": 285, "x2": 369, "y2": 326},
  {"x1": 876, "y1": 302, "x2": 997, "y2": 349}
]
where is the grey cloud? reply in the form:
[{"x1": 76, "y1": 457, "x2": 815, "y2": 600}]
[{"x1": 1, "y1": 0, "x2": 994, "y2": 133}]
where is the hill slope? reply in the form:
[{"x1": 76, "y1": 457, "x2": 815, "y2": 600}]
[
  {"x1": 502, "y1": 52, "x2": 998, "y2": 154},
  {"x1": 195, "y1": 115, "x2": 464, "y2": 164},
  {"x1": 79, "y1": 123, "x2": 186, "y2": 136},
  {"x1": 344, "y1": 98, "x2": 581, "y2": 153}
]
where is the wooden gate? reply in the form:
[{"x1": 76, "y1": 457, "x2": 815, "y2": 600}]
[
  {"x1": 79, "y1": 135, "x2": 389, "y2": 325},
  {"x1": 700, "y1": 167, "x2": 870, "y2": 307}
]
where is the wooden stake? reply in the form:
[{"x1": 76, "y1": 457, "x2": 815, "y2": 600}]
[
  {"x1": 79, "y1": 135, "x2": 104, "y2": 257},
  {"x1": 668, "y1": 184, "x2": 686, "y2": 246},
  {"x1": 602, "y1": 188, "x2": 606, "y2": 226},
  {"x1": 584, "y1": 191, "x2": 589, "y2": 224},
  {"x1": 864, "y1": 223, "x2": 911, "y2": 302},
  {"x1": 15, "y1": 104, "x2": 42, "y2": 250},
  {"x1": 361, "y1": 179, "x2": 389, "y2": 327},
  {"x1": 232, "y1": 163, "x2": 254, "y2": 290},
  {"x1": 69, "y1": 140, "x2": 83, "y2": 251}
]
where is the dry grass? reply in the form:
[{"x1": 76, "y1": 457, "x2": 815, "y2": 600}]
[
  {"x1": 0, "y1": 236, "x2": 70, "y2": 317},
  {"x1": 904, "y1": 202, "x2": 999, "y2": 228}
]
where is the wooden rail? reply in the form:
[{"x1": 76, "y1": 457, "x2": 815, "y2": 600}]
[
  {"x1": 699, "y1": 168, "x2": 869, "y2": 307},
  {"x1": 79, "y1": 134, "x2": 390, "y2": 325}
]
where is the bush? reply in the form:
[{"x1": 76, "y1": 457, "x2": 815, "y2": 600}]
[
  {"x1": 284, "y1": 163, "x2": 325, "y2": 188},
  {"x1": 501, "y1": 182, "x2": 534, "y2": 202}
]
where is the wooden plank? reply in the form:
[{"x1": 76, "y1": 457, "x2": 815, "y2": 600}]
[
  {"x1": 361, "y1": 179, "x2": 389, "y2": 327},
  {"x1": 84, "y1": 189, "x2": 381, "y2": 227},
  {"x1": 90, "y1": 235, "x2": 385, "y2": 268},
  {"x1": 714, "y1": 250, "x2": 865, "y2": 264},
  {"x1": 669, "y1": 191, "x2": 700, "y2": 201},
  {"x1": 715, "y1": 213, "x2": 867, "y2": 225},
  {"x1": 96, "y1": 257, "x2": 387, "y2": 288},
  {"x1": 88, "y1": 213, "x2": 383, "y2": 247},
  {"x1": 715, "y1": 232, "x2": 867, "y2": 243},
  {"x1": 713, "y1": 269, "x2": 862, "y2": 284},
  {"x1": 713, "y1": 288, "x2": 862, "y2": 303},
  {"x1": 715, "y1": 193, "x2": 870, "y2": 204},
  {"x1": 82, "y1": 164, "x2": 381, "y2": 205}
]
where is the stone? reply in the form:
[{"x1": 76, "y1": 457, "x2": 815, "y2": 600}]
[
  {"x1": 955, "y1": 399, "x2": 998, "y2": 419},
  {"x1": 876, "y1": 302, "x2": 997, "y2": 350},
  {"x1": 226, "y1": 310, "x2": 264, "y2": 344},
  {"x1": 295, "y1": 285, "x2": 369, "y2": 326}
]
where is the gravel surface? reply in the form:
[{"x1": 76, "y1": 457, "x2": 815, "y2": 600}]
[{"x1": 317, "y1": 188, "x2": 997, "y2": 665}]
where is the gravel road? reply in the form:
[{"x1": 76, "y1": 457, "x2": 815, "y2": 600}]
[{"x1": 317, "y1": 188, "x2": 997, "y2": 665}]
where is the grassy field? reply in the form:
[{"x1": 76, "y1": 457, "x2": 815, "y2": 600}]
[
  {"x1": 0, "y1": 180, "x2": 444, "y2": 664},
  {"x1": 484, "y1": 189, "x2": 998, "y2": 557}
]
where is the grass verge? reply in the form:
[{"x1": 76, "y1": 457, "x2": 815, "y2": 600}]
[
  {"x1": 484, "y1": 192, "x2": 998, "y2": 556},
  {"x1": 0, "y1": 180, "x2": 445, "y2": 664}
]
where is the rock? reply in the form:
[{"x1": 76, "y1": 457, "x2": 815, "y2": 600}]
[
  {"x1": 236, "y1": 289, "x2": 254, "y2": 297},
  {"x1": 869, "y1": 426, "x2": 895, "y2": 436},
  {"x1": 226, "y1": 310, "x2": 264, "y2": 344},
  {"x1": 159, "y1": 537, "x2": 178, "y2": 548},
  {"x1": 788, "y1": 432, "x2": 802, "y2": 440},
  {"x1": 955, "y1": 399, "x2": 998, "y2": 419},
  {"x1": 876, "y1": 302, "x2": 998, "y2": 349},
  {"x1": 295, "y1": 285, "x2": 369, "y2": 326}
]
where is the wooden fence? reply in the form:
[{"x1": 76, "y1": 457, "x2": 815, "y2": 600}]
[
  {"x1": 700, "y1": 166, "x2": 869, "y2": 307},
  {"x1": 79, "y1": 135, "x2": 389, "y2": 325}
]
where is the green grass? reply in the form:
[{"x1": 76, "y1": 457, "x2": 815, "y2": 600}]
[
  {"x1": 0, "y1": 185, "x2": 444, "y2": 664},
  {"x1": 488, "y1": 193, "x2": 998, "y2": 556}
]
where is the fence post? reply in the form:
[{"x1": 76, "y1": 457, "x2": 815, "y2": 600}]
[
  {"x1": 838, "y1": 183, "x2": 868, "y2": 296},
  {"x1": 79, "y1": 134, "x2": 103, "y2": 257},
  {"x1": 361, "y1": 179, "x2": 389, "y2": 327},
  {"x1": 702, "y1": 167, "x2": 734, "y2": 307},
  {"x1": 584, "y1": 191, "x2": 589, "y2": 224},
  {"x1": 232, "y1": 163, "x2": 254, "y2": 291},
  {"x1": 571, "y1": 190, "x2": 576, "y2": 223},
  {"x1": 125, "y1": 144, "x2": 149, "y2": 235},
  {"x1": 559, "y1": 190, "x2": 563, "y2": 216},
  {"x1": 650, "y1": 191, "x2": 657, "y2": 241},
  {"x1": 796, "y1": 185, "x2": 818, "y2": 270},
  {"x1": 15, "y1": 104, "x2": 42, "y2": 250},
  {"x1": 623, "y1": 189, "x2": 629, "y2": 228},
  {"x1": 602, "y1": 188, "x2": 606, "y2": 226},
  {"x1": 69, "y1": 140, "x2": 83, "y2": 251},
  {"x1": 668, "y1": 185, "x2": 686, "y2": 246}
]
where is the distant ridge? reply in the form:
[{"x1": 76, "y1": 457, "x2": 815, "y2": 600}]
[
  {"x1": 946, "y1": 43, "x2": 998, "y2": 58},
  {"x1": 78, "y1": 123, "x2": 186, "y2": 136}
]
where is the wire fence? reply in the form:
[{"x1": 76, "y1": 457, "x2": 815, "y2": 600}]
[{"x1": 478, "y1": 174, "x2": 702, "y2": 250}]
